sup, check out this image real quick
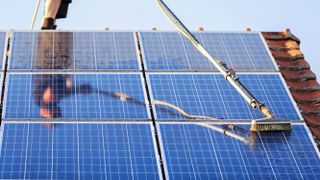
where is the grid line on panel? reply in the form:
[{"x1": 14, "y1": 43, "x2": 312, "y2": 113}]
[
  {"x1": 257, "y1": 131, "x2": 277, "y2": 178},
  {"x1": 206, "y1": 126, "x2": 224, "y2": 179},
  {"x1": 203, "y1": 33, "x2": 235, "y2": 69},
  {"x1": 281, "y1": 132, "x2": 304, "y2": 179},
  {"x1": 73, "y1": 32, "x2": 94, "y2": 70},
  {"x1": 258, "y1": 32, "x2": 280, "y2": 71},
  {"x1": 74, "y1": 73, "x2": 79, "y2": 119},
  {"x1": 158, "y1": 33, "x2": 170, "y2": 70},
  {"x1": 234, "y1": 135, "x2": 251, "y2": 179},
  {"x1": 178, "y1": 34, "x2": 192, "y2": 70},
  {"x1": 212, "y1": 73, "x2": 234, "y2": 120},
  {"x1": 95, "y1": 74, "x2": 103, "y2": 119},
  {"x1": 258, "y1": 127, "x2": 320, "y2": 179},
  {"x1": 238, "y1": 34, "x2": 257, "y2": 70},
  {"x1": 112, "y1": 32, "x2": 120, "y2": 70},
  {"x1": 22, "y1": 124, "x2": 29, "y2": 179},
  {"x1": 100, "y1": 124, "x2": 108, "y2": 179},
  {"x1": 52, "y1": 32, "x2": 55, "y2": 71},
  {"x1": 50, "y1": 122, "x2": 54, "y2": 179},
  {"x1": 76, "y1": 124, "x2": 81, "y2": 179},
  {"x1": 92, "y1": 32, "x2": 98, "y2": 70},
  {"x1": 72, "y1": 31, "x2": 76, "y2": 70},
  {"x1": 183, "y1": 33, "x2": 212, "y2": 70}
]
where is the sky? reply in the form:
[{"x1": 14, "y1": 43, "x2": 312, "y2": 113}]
[{"x1": 0, "y1": 0, "x2": 319, "y2": 77}]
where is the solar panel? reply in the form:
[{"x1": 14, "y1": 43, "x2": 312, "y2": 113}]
[
  {"x1": 148, "y1": 73, "x2": 300, "y2": 120},
  {"x1": 139, "y1": 31, "x2": 277, "y2": 71},
  {"x1": 0, "y1": 31, "x2": 7, "y2": 70},
  {"x1": 158, "y1": 123, "x2": 320, "y2": 179},
  {"x1": 8, "y1": 31, "x2": 140, "y2": 71},
  {"x1": 0, "y1": 122, "x2": 160, "y2": 179},
  {"x1": 3, "y1": 73, "x2": 149, "y2": 120}
]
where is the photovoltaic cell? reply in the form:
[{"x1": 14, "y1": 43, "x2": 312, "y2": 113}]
[
  {"x1": 139, "y1": 32, "x2": 276, "y2": 71},
  {"x1": 0, "y1": 123, "x2": 160, "y2": 179},
  {"x1": 74, "y1": 32, "x2": 140, "y2": 70},
  {"x1": 0, "y1": 32, "x2": 6, "y2": 70},
  {"x1": 148, "y1": 73, "x2": 300, "y2": 120},
  {"x1": 8, "y1": 31, "x2": 140, "y2": 71},
  {"x1": 159, "y1": 123, "x2": 320, "y2": 179},
  {"x1": 3, "y1": 73, "x2": 149, "y2": 120}
]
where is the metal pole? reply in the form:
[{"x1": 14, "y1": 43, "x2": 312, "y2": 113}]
[{"x1": 30, "y1": 0, "x2": 42, "y2": 30}]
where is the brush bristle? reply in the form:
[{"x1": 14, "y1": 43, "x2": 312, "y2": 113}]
[{"x1": 250, "y1": 123, "x2": 292, "y2": 132}]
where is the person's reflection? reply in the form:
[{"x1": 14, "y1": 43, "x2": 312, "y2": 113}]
[
  {"x1": 34, "y1": 32, "x2": 75, "y2": 126},
  {"x1": 33, "y1": 74, "x2": 73, "y2": 119}
]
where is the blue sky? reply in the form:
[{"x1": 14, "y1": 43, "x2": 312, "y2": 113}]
[{"x1": 1, "y1": 0, "x2": 319, "y2": 77}]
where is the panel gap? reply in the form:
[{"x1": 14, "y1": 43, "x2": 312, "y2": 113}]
[
  {"x1": 0, "y1": 31, "x2": 11, "y2": 126},
  {"x1": 135, "y1": 32, "x2": 167, "y2": 180}
]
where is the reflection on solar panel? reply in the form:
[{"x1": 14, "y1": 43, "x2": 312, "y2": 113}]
[
  {"x1": 0, "y1": 32, "x2": 6, "y2": 70},
  {"x1": 0, "y1": 123, "x2": 160, "y2": 179},
  {"x1": 1, "y1": 30, "x2": 319, "y2": 179},
  {"x1": 9, "y1": 31, "x2": 140, "y2": 71},
  {"x1": 139, "y1": 32, "x2": 276, "y2": 71},
  {"x1": 149, "y1": 73, "x2": 300, "y2": 120},
  {"x1": 159, "y1": 123, "x2": 320, "y2": 179},
  {"x1": 3, "y1": 73, "x2": 149, "y2": 119}
]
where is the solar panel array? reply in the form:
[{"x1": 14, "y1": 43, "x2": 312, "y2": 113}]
[{"x1": 0, "y1": 31, "x2": 319, "y2": 179}]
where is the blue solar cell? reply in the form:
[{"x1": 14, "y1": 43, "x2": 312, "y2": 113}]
[
  {"x1": 74, "y1": 32, "x2": 140, "y2": 70},
  {"x1": 0, "y1": 123, "x2": 160, "y2": 179},
  {"x1": 8, "y1": 31, "x2": 140, "y2": 71},
  {"x1": 148, "y1": 73, "x2": 300, "y2": 120},
  {"x1": 95, "y1": 32, "x2": 140, "y2": 70},
  {"x1": 3, "y1": 73, "x2": 149, "y2": 119},
  {"x1": 139, "y1": 31, "x2": 276, "y2": 71},
  {"x1": 0, "y1": 32, "x2": 7, "y2": 70},
  {"x1": 159, "y1": 123, "x2": 320, "y2": 179}
]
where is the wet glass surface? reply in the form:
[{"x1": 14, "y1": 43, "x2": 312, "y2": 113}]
[
  {"x1": 140, "y1": 32, "x2": 276, "y2": 71},
  {"x1": 159, "y1": 123, "x2": 320, "y2": 180},
  {"x1": 9, "y1": 32, "x2": 140, "y2": 71},
  {"x1": 149, "y1": 73, "x2": 300, "y2": 120}
]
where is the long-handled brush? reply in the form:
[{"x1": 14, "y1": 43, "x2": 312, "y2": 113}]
[
  {"x1": 250, "y1": 118, "x2": 292, "y2": 132},
  {"x1": 155, "y1": 0, "x2": 293, "y2": 132}
]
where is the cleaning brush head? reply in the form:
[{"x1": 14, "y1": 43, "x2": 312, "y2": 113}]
[{"x1": 250, "y1": 119, "x2": 292, "y2": 132}]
